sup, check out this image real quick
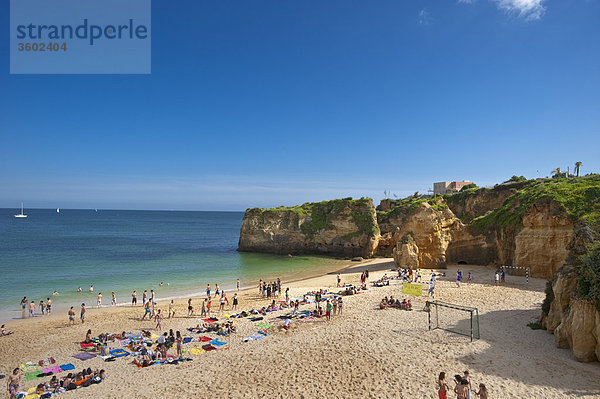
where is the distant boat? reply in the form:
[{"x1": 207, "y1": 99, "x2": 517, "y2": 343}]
[
  {"x1": 57, "y1": 208, "x2": 60, "y2": 213},
  {"x1": 14, "y1": 202, "x2": 28, "y2": 218}
]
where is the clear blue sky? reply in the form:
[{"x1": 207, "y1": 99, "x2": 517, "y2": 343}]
[{"x1": 1, "y1": 0, "x2": 599, "y2": 210}]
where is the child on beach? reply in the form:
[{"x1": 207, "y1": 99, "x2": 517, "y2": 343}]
[
  {"x1": 237, "y1": 279, "x2": 240, "y2": 291},
  {"x1": 206, "y1": 284, "x2": 211, "y2": 297},
  {"x1": 142, "y1": 301, "x2": 151, "y2": 320},
  {"x1": 201, "y1": 299, "x2": 207, "y2": 316},
  {"x1": 156, "y1": 309, "x2": 162, "y2": 331},
  {"x1": 325, "y1": 300, "x2": 332, "y2": 321},
  {"x1": 80, "y1": 303, "x2": 86, "y2": 323}
]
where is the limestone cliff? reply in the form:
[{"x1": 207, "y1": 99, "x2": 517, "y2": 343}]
[{"x1": 238, "y1": 198, "x2": 380, "y2": 258}]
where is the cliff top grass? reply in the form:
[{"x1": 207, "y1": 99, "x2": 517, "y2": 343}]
[
  {"x1": 469, "y1": 174, "x2": 600, "y2": 233},
  {"x1": 376, "y1": 194, "x2": 447, "y2": 223},
  {"x1": 248, "y1": 197, "x2": 379, "y2": 238}
]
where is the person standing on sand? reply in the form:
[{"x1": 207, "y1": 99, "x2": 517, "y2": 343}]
[
  {"x1": 338, "y1": 297, "x2": 343, "y2": 315},
  {"x1": 201, "y1": 299, "x2": 207, "y2": 316},
  {"x1": 467, "y1": 272, "x2": 472, "y2": 285},
  {"x1": 132, "y1": 290, "x2": 137, "y2": 306},
  {"x1": 80, "y1": 303, "x2": 86, "y2": 323},
  {"x1": 7, "y1": 367, "x2": 22, "y2": 399},
  {"x1": 237, "y1": 279, "x2": 240, "y2": 291},
  {"x1": 111, "y1": 292, "x2": 116, "y2": 306},
  {"x1": 187, "y1": 298, "x2": 194, "y2": 317},
  {"x1": 207, "y1": 297, "x2": 212, "y2": 316},
  {"x1": 219, "y1": 294, "x2": 225, "y2": 313},
  {"x1": 337, "y1": 273, "x2": 341, "y2": 287},
  {"x1": 39, "y1": 300, "x2": 46, "y2": 315},
  {"x1": 494, "y1": 272, "x2": 500, "y2": 286},
  {"x1": 20, "y1": 297, "x2": 27, "y2": 318},
  {"x1": 463, "y1": 371, "x2": 472, "y2": 399},
  {"x1": 215, "y1": 284, "x2": 220, "y2": 296},
  {"x1": 68, "y1": 306, "x2": 76, "y2": 325},
  {"x1": 97, "y1": 292, "x2": 102, "y2": 308},
  {"x1": 232, "y1": 293, "x2": 238, "y2": 310},
  {"x1": 168, "y1": 300, "x2": 175, "y2": 318},
  {"x1": 46, "y1": 298, "x2": 52, "y2": 314},
  {"x1": 332, "y1": 297, "x2": 337, "y2": 316},
  {"x1": 454, "y1": 375, "x2": 467, "y2": 399},
  {"x1": 474, "y1": 383, "x2": 488, "y2": 399},
  {"x1": 437, "y1": 372, "x2": 449, "y2": 399},
  {"x1": 29, "y1": 301, "x2": 35, "y2": 318},
  {"x1": 155, "y1": 309, "x2": 162, "y2": 331},
  {"x1": 142, "y1": 290, "x2": 148, "y2": 306},
  {"x1": 325, "y1": 299, "x2": 332, "y2": 321},
  {"x1": 207, "y1": 284, "x2": 211, "y2": 297},
  {"x1": 175, "y1": 331, "x2": 183, "y2": 357}
]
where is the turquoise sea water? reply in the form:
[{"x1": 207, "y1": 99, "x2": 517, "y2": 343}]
[{"x1": 0, "y1": 208, "x2": 347, "y2": 321}]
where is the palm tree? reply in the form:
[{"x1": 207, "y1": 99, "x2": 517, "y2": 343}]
[
  {"x1": 575, "y1": 161, "x2": 582, "y2": 177},
  {"x1": 551, "y1": 167, "x2": 562, "y2": 178}
]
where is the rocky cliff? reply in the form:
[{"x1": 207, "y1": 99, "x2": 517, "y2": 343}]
[{"x1": 238, "y1": 198, "x2": 380, "y2": 258}]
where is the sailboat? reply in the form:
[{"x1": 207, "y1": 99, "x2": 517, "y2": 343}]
[
  {"x1": 14, "y1": 202, "x2": 28, "y2": 218},
  {"x1": 57, "y1": 208, "x2": 60, "y2": 213}
]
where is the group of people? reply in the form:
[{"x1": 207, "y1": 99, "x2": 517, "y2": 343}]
[
  {"x1": 379, "y1": 296, "x2": 413, "y2": 310},
  {"x1": 19, "y1": 296, "x2": 54, "y2": 318},
  {"x1": 494, "y1": 270, "x2": 506, "y2": 285},
  {"x1": 437, "y1": 371, "x2": 487, "y2": 399},
  {"x1": 7, "y1": 366, "x2": 106, "y2": 399},
  {"x1": 258, "y1": 279, "x2": 282, "y2": 299},
  {"x1": 455, "y1": 270, "x2": 473, "y2": 287}
]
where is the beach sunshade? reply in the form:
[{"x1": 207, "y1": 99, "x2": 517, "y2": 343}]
[
  {"x1": 59, "y1": 363, "x2": 75, "y2": 371},
  {"x1": 209, "y1": 339, "x2": 227, "y2": 347},
  {"x1": 72, "y1": 352, "x2": 96, "y2": 361},
  {"x1": 109, "y1": 349, "x2": 130, "y2": 358}
]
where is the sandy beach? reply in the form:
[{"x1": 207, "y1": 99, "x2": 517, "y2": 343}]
[{"x1": 1, "y1": 258, "x2": 599, "y2": 399}]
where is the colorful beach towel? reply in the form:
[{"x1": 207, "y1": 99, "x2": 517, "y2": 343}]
[
  {"x1": 189, "y1": 347, "x2": 205, "y2": 355},
  {"x1": 59, "y1": 363, "x2": 75, "y2": 371},
  {"x1": 24, "y1": 370, "x2": 43, "y2": 382},
  {"x1": 72, "y1": 352, "x2": 96, "y2": 361},
  {"x1": 199, "y1": 336, "x2": 212, "y2": 342},
  {"x1": 19, "y1": 363, "x2": 40, "y2": 372},
  {"x1": 183, "y1": 337, "x2": 193, "y2": 344},
  {"x1": 109, "y1": 349, "x2": 130, "y2": 358},
  {"x1": 42, "y1": 365, "x2": 61, "y2": 375},
  {"x1": 256, "y1": 323, "x2": 271, "y2": 329},
  {"x1": 201, "y1": 344, "x2": 216, "y2": 351},
  {"x1": 209, "y1": 339, "x2": 227, "y2": 347},
  {"x1": 243, "y1": 334, "x2": 266, "y2": 342}
]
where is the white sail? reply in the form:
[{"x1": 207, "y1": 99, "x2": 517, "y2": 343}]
[{"x1": 14, "y1": 202, "x2": 28, "y2": 218}]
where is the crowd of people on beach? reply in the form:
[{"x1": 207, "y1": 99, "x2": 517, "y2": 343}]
[
  {"x1": 437, "y1": 371, "x2": 488, "y2": 399},
  {"x1": 19, "y1": 296, "x2": 55, "y2": 319},
  {"x1": 7, "y1": 365, "x2": 106, "y2": 398}
]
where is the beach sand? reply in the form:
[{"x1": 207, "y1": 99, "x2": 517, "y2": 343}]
[{"x1": 1, "y1": 258, "x2": 599, "y2": 398}]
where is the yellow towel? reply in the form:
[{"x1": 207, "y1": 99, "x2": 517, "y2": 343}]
[
  {"x1": 189, "y1": 347, "x2": 205, "y2": 355},
  {"x1": 223, "y1": 314, "x2": 231, "y2": 318}
]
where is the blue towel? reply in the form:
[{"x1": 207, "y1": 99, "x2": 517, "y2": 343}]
[{"x1": 209, "y1": 339, "x2": 227, "y2": 347}]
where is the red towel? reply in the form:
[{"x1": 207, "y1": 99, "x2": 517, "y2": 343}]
[{"x1": 199, "y1": 336, "x2": 212, "y2": 342}]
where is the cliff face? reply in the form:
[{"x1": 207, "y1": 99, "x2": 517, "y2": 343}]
[{"x1": 238, "y1": 198, "x2": 380, "y2": 258}]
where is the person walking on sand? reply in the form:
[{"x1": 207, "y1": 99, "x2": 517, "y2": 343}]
[
  {"x1": 68, "y1": 306, "x2": 76, "y2": 325},
  {"x1": 132, "y1": 290, "x2": 137, "y2": 306},
  {"x1": 187, "y1": 298, "x2": 194, "y2": 317},
  {"x1": 97, "y1": 293, "x2": 102, "y2": 308},
  {"x1": 142, "y1": 290, "x2": 148, "y2": 305},
  {"x1": 207, "y1": 296, "x2": 212, "y2": 316},
  {"x1": 237, "y1": 279, "x2": 240, "y2": 291},
  {"x1": 80, "y1": 303, "x2": 86, "y2": 323},
  {"x1": 7, "y1": 367, "x2": 23, "y2": 399},
  {"x1": 142, "y1": 301, "x2": 151, "y2": 320},
  {"x1": 206, "y1": 284, "x2": 211, "y2": 297},
  {"x1": 215, "y1": 284, "x2": 220, "y2": 296},
  {"x1": 168, "y1": 300, "x2": 175, "y2": 318},
  {"x1": 437, "y1": 372, "x2": 449, "y2": 399},
  {"x1": 337, "y1": 273, "x2": 341, "y2": 287},
  {"x1": 201, "y1": 298, "x2": 207, "y2": 316}
]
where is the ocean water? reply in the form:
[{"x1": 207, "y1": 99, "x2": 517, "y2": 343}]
[{"x1": 0, "y1": 208, "x2": 347, "y2": 321}]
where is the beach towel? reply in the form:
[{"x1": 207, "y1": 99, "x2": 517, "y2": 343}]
[
  {"x1": 201, "y1": 344, "x2": 215, "y2": 351},
  {"x1": 209, "y1": 339, "x2": 227, "y2": 347},
  {"x1": 249, "y1": 316, "x2": 263, "y2": 322},
  {"x1": 243, "y1": 334, "x2": 266, "y2": 342},
  {"x1": 256, "y1": 323, "x2": 271, "y2": 329},
  {"x1": 202, "y1": 318, "x2": 218, "y2": 323},
  {"x1": 109, "y1": 349, "x2": 130, "y2": 358},
  {"x1": 42, "y1": 365, "x2": 61, "y2": 375},
  {"x1": 257, "y1": 330, "x2": 269, "y2": 336},
  {"x1": 72, "y1": 352, "x2": 96, "y2": 361},
  {"x1": 20, "y1": 363, "x2": 40, "y2": 372},
  {"x1": 189, "y1": 347, "x2": 205, "y2": 355},
  {"x1": 24, "y1": 370, "x2": 44, "y2": 382},
  {"x1": 183, "y1": 337, "x2": 193, "y2": 344},
  {"x1": 223, "y1": 314, "x2": 231, "y2": 318},
  {"x1": 199, "y1": 336, "x2": 212, "y2": 342},
  {"x1": 59, "y1": 363, "x2": 75, "y2": 371}
]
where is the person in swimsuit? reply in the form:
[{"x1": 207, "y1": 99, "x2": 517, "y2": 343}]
[
  {"x1": 89, "y1": 284, "x2": 94, "y2": 292},
  {"x1": 39, "y1": 300, "x2": 46, "y2": 315},
  {"x1": 29, "y1": 301, "x2": 36, "y2": 317},
  {"x1": 325, "y1": 299, "x2": 332, "y2": 321},
  {"x1": 206, "y1": 284, "x2": 211, "y2": 297},
  {"x1": 142, "y1": 301, "x2": 151, "y2": 320},
  {"x1": 175, "y1": 331, "x2": 183, "y2": 357},
  {"x1": 207, "y1": 297, "x2": 212, "y2": 316},
  {"x1": 80, "y1": 303, "x2": 86, "y2": 323},
  {"x1": 237, "y1": 279, "x2": 240, "y2": 291},
  {"x1": 132, "y1": 291, "x2": 137, "y2": 306},
  {"x1": 68, "y1": 306, "x2": 76, "y2": 325},
  {"x1": 111, "y1": 292, "x2": 116, "y2": 306},
  {"x1": 84, "y1": 329, "x2": 92, "y2": 343},
  {"x1": 338, "y1": 297, "x2": 343, "y2": 315},
  {"x1": 155, "y1": 309, "x2": 162, "y2": 331},
  {"x1": 474, "y1": 383, "x2": 488, "y2": 399},
  {"x1": 168, "y1": 300, "x2": 175, "y2": 318},
  {"x1": 20, "y1": 297, "x2": 27, "y2": 318},
  {"x1": 7, "y1": 368, "x2": 22, "y2": 399},
  {"x1": 187, "y1": 298, "x2": 194, "y2": 317},
  {"x1": 219, "y1": 294, "x2": 225, "y2": 313},
  {"x1": 437, "y1": 372, "x2": 448, "y2": 399},
  {"x1": 232, "y1": 293, "x2": 238, "y2": 310},
  {"x1": 201, "y1": 299, "x2": 207, "y2": 316},
  {"x1": 97, "y1": 293, "x2": 102, "y2": 308}
]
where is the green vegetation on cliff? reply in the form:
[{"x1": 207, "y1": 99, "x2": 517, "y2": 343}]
[
  {"x1": 469, "y1": 175, "x2": 600, "y2": 233},
  {"x1": 377, "y1": 194, "x2": 447, "y2": 224},
  {"x1": 256, "y1": 197, "x2": 379, "y2": 239},
  {"x1": 577, "y1": 241, "x2": 600, "y2": 311}
]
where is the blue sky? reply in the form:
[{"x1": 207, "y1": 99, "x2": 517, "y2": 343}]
[{"x1": 1, "y1": 0, "x2": 599, "y2": 210}]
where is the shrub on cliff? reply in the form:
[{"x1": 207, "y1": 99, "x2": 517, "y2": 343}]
[{"x1": 577, "y1": 241, "x2": 600, "y2": 311}]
